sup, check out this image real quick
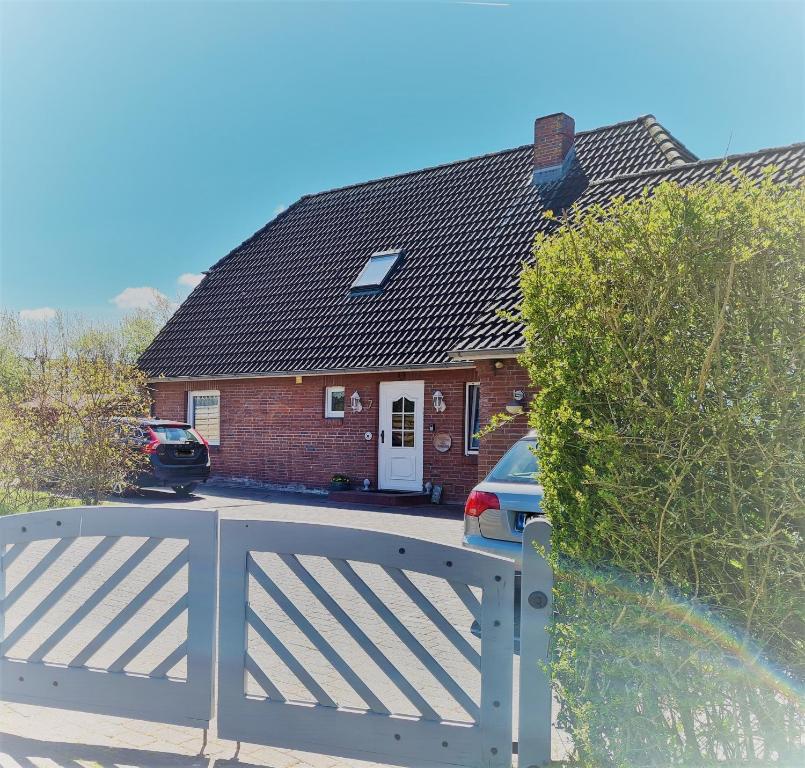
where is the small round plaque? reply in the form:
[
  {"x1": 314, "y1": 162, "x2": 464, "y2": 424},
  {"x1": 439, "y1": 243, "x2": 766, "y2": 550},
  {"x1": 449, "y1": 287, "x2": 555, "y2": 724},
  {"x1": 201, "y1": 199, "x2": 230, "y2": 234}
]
[{"x1": 433, "y1": 432, "x2": 452, "y2": 453}]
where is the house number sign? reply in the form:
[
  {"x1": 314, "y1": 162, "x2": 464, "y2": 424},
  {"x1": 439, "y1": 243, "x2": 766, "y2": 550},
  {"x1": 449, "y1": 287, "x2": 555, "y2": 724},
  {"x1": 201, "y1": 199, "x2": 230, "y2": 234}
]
[{"x1": 433, "y1": 432, "x2": 452, "y2": 453}]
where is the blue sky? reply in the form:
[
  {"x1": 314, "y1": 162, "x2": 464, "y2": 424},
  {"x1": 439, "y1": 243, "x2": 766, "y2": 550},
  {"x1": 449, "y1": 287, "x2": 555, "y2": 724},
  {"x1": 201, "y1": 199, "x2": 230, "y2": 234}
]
[{"x1": 2, "y1": 0, "x2": 803, "y2": 321}]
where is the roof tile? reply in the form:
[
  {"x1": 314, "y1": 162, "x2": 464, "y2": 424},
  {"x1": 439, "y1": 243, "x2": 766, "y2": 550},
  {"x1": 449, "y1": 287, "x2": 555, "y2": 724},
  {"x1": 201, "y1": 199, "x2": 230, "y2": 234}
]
[{"x1": 139, "y1": 118, "x2": 801, "y2": 378}]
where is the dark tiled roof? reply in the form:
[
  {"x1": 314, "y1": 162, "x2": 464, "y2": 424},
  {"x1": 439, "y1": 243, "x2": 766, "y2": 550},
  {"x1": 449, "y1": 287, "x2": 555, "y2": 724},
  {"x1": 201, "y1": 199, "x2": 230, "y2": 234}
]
[
  {"x1": 453, "y1": 143, "x2": 805, "y2": 355},
  {"x1": 138, "y1": 116, "x2": 795, "y2": 378}
]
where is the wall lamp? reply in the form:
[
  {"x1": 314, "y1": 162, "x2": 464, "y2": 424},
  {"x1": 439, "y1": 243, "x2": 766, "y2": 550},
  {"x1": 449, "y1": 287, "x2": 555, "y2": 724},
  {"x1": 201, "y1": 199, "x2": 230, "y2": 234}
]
[
  {"x1": 432, "y1": 390, "x2": 446, "y2": 413},
  {"x1": 505, "y1": 389, "x2": 526, "y2": 415}
]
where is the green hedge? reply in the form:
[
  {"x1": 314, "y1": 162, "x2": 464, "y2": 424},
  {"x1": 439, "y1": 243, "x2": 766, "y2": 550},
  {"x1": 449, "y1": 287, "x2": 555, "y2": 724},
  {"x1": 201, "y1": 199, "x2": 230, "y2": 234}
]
[{"x1": 519, "y1": 170, "x2": 804, "y2": 764}]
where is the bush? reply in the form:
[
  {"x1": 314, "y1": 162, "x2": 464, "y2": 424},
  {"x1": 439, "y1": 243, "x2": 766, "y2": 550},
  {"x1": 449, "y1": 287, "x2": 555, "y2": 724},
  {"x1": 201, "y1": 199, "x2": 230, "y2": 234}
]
[{"x1": 519, "y1": 170, "x2": 804, "y2": 764}]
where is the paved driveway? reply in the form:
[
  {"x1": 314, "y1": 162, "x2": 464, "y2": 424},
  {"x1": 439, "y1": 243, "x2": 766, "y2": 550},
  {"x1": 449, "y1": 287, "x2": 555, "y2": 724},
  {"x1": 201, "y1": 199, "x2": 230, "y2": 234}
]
[{"x1": 0, "y1": 483, "x2": 568, "y2": 767}]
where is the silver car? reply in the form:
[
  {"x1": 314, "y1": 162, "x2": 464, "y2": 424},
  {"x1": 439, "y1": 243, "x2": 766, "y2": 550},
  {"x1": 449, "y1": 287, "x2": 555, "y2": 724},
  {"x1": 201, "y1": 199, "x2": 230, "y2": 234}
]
[{"x1": 462, "y1": 430, "x2": 543, "y2": 569}]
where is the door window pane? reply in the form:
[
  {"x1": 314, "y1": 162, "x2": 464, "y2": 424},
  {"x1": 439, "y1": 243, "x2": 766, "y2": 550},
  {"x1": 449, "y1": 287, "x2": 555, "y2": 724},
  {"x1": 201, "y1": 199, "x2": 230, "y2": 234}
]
[{"x1": 390, "y1": 396, "x2": 416, "y2": 448}]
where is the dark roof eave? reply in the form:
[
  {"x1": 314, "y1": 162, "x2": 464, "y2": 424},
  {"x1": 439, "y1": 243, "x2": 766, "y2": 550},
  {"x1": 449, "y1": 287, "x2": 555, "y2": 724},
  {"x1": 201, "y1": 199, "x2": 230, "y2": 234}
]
[
  {"x1": 448, "y1": 345, "x2": 525, "y2": 361},
  {"x1": 146, "y1": 359, "x2": 478, "y2": 384}
]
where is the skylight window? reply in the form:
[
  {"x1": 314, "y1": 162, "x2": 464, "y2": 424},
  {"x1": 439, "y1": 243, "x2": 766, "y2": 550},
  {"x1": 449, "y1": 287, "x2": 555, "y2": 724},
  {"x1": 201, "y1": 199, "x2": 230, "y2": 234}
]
[{"x1": 350, "y1": 250, "x2": 403, "y2": 294}]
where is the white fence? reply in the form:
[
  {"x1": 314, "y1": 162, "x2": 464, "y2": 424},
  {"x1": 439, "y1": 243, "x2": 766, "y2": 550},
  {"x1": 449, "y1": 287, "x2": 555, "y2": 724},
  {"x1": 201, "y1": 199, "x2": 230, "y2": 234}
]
[
  {"x1": 0, "y1": 506, "x2": 554, "y2": 767},
  {"x1": 518, "y1": 517, "x2": 554, "y2": 768},
  {"x1": 217, "y1": 519, "x2": 516, "y2": 768},
  {"x1": 0, "y1": 506, "x2": 217, "y2": 727}
]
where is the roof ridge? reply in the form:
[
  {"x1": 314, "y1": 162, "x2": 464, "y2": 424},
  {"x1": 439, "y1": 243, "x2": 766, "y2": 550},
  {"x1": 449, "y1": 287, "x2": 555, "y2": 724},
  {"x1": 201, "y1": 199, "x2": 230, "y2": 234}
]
[
  {"x1": 589, "y1": 140, "x2": 805, "y2": 187},
  {"x1": 640, "y1": 115, "x2": 699, "y2": 166},
  {"x1": 302, "y1": 116, "x2": 654, "y2": 200}
]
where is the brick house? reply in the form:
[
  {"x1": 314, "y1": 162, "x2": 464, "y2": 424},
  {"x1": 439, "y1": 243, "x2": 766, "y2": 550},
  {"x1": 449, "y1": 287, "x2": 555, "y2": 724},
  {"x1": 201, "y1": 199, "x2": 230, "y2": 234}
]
[{"x1": 139, "y1": 113, "x2": 803, "y2": 502}]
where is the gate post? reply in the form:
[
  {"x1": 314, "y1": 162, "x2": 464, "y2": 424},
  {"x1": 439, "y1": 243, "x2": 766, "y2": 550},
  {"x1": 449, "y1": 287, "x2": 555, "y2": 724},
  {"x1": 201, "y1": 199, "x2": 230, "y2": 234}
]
[{"x1": 517, "y1": 517, "x2": 553, "y2": 767}]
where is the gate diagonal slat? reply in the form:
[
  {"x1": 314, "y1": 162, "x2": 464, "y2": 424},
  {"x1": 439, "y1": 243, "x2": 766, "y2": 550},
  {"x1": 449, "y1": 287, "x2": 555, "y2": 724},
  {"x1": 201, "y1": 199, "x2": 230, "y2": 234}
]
[
  {"x1": 246, "y1": 605, "x2": 337, "y2": 708},
  {"x1": 245, "y1": 653, "x2": 286, "y2": 702},
  {"x1": 1, "y1": 536, "x2": 120, "y2": 657},
  {"x1": 108, "y1": 593, "x2": 188, "y2": 673},
  {"x1": 449, "y1": 581, "x2": 481, "y2": 624},
  {"x1": 28, "y1": 537, "x2": 162, "y2": 664},
  {"x1": 247, "y1": 556, "x2": 391, "y2": 715},
  {"x1": 278, "y1": 553, "x2": 442, "y2": 722},
  {"x1": 2, "y1": 542, "x2": 29, "y2": 570},
  {"x1": 149, "y1": 641, "x2": 187, "y2": 679},
  {"x1": 217, "y1": 520, "x2": 515, "y2": 768},
  {"x1": 69, "y1": 545, "x2": 188, "y2": 668},
  {"x1": 383, "y1": 566, "x2": 481, "y2": 673},
  {"x1": 2, "y1": 538, "x2": 74, "y2": 612},
  {"x1": 0, "y1": 506, "x2": 217, "y2": 729},
  {"x1": 331, "y1": 558, "x2": 480, "y2": 722}
]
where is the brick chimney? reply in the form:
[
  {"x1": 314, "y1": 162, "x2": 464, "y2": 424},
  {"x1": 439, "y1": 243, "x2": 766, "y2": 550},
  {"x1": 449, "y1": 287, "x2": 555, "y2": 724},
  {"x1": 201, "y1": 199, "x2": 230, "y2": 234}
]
[{"x1": 533, "y1": 112, "x2": 576, "y2": 186}]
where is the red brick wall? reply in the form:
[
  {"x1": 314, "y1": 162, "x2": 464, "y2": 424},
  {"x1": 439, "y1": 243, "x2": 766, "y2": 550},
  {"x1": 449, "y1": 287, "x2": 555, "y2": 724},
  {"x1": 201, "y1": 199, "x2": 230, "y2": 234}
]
[
  {"x1": 476, "y1": 358, "x2": 532, "y2": 479},
  {"x1": 151, "y1": 369, "x2": 483, "y2": 503}
]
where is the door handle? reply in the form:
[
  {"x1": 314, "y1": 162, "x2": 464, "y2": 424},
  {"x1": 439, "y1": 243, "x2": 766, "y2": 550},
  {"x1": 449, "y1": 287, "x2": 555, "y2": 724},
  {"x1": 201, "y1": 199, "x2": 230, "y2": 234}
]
[{"x1": 380, "y1": 430, "x2": 384, "y2": 443}]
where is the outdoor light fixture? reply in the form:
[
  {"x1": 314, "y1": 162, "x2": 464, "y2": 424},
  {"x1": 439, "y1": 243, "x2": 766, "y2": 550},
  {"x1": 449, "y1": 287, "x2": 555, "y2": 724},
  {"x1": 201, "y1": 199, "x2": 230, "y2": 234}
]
[
  {"x1": 432, "y1": 390, "x2": 446, "y2": 412},
  {"x1": 350, "y1": 391, "x2": 363, "y2": 412},
  {"x1": 494, "y1": 360, "x2": 504, "y2": 369},
  {"x1": 505, "y1": 389, "x2": 525, "y2": 415}
]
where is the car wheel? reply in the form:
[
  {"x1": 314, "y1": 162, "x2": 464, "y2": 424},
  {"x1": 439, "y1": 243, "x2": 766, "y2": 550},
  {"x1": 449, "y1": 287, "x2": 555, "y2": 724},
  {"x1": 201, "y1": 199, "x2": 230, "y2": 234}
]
[{"x1": 172, "y1": 483, "x2": 196, "y2": 497}]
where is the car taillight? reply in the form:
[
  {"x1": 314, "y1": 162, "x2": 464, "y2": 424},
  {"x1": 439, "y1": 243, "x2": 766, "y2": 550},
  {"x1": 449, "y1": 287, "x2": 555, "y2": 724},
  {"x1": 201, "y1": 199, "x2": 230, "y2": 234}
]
[
  {"x1": 143, "y1": 428, "x2": 160, "y2": 454},
  {"x1": 190, "y1": 428, "x2": 209, "y2": 447},
  {"x1": 465, "y1": 490, "x2": 500, "y2": 517}
]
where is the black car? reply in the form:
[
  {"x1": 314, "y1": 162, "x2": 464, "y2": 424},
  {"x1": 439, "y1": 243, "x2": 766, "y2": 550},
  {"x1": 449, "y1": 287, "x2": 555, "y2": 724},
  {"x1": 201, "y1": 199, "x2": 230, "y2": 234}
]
[{"x1": 117, "y1": 418, "x2": 211, "y2": 496}]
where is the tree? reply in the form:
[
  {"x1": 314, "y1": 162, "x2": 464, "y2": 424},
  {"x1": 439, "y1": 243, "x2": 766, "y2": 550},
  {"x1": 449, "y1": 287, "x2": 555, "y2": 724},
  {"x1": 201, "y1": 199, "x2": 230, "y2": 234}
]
[
  {"x1": 0, "y1": 312, "x2": 28, "y2": 396},
  {"x1": 70, "y1": 295, "x2": 174, "y2": 365},
  {"x1": 519, "y1": 170, "x2": 804, "y2": 764},
  {"x1": 0, "y1": 313, "x2": 153, "y2": 508}
]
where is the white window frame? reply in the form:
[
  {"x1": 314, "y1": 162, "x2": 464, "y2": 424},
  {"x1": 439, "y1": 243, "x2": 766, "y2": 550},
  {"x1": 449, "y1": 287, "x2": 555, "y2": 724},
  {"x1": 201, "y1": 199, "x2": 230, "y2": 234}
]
[
  {"x1": 187, "y1": 389, "x2": 221, "y2": 446},
  {"x1": 324, "y1": 385, "x2": 345, "y2": 418},
  {"x1": 465, "y1": 381, "x2": 481, "y2": 456}
]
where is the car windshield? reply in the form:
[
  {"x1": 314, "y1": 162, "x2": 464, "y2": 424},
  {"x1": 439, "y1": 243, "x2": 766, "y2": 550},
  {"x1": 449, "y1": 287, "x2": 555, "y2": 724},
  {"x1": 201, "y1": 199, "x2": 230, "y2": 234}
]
[
  {"x1": 488, "y1": 439, "x2": 539, "y2": 484},
  {"x1": 150, "y1": 425, "x2": 200, "y2": 443}
]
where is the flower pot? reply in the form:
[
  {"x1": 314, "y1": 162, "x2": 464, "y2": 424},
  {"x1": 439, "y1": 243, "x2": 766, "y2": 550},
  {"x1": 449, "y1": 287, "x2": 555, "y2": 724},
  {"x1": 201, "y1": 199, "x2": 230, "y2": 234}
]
[{"x1": 329, "y1": 480, "x2": 350, "y2": 492}]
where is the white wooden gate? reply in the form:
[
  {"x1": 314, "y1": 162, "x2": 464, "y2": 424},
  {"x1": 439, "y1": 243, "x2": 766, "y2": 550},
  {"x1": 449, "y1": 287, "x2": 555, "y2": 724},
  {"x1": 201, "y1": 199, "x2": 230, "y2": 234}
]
[
  {"x1": 517, "y1": 517, "x2": 554, "y2": 768},
  {"x1": 217, "y1": 519, "x2": 515, "y2": 768},
  {"x1": 0, "y1": 506, "x2": 217, "y2": 727}
]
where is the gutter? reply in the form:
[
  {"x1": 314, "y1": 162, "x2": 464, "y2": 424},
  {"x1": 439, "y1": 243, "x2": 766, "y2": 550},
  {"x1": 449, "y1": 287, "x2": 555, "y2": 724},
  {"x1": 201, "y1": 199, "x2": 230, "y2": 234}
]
[
  {"x1": 447, "y1": 346, "x2": 524, "y2": 362},
  {"x1": 146, "y1": 360, "x2": 477, "y2": 384}
]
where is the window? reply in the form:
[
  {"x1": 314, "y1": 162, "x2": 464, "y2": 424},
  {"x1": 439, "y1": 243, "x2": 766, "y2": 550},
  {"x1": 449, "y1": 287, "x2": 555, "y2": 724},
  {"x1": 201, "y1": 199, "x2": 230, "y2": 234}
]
[
  {"x1": 391, "y1": 396, "x2": 416, "y2": 447},
  {"x1": 325, "y1": 386, "x2": 345, "y2": 417},
  {"x1": 465, "y1": 382, "x2": 481, "y2": 455},
  {"x1": 150, "y1": 425, "x2": 201, "y2": 443},
  {"x1": 351, "y1": 250, "x2": 403, "y2": 294},
  {"x1": 488, "y1": 439, "x2": 539, "y2": 484},
  {"x1": 187, "y1": 390, "x2": 220, "y2": 445}
]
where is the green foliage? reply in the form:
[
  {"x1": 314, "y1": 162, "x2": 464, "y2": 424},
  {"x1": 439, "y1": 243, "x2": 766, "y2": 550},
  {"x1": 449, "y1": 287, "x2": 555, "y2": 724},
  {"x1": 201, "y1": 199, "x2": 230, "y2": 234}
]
[
  {"x1": 0, "y1": 313, "x2": 154, "y2": 506},
  {"x1": 70, "y1": 304, "x2": 171, "y2": 365},
  {"x1": 0, "y1": 313, "x2": 28, "y2": 395},
  {"x1": 519, "y1": 171, "x2": 805, "y2": 764}
]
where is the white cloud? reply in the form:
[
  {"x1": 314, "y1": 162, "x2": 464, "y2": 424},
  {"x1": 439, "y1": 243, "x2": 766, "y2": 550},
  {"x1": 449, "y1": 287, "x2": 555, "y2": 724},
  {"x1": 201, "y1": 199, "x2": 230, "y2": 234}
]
[
  {"x1": 110, "y1": 286, "x2": 169, "y2": 311},
  {"x1": 177, "y1": 272, "x2": 204, "y2": 290},
  {"x1": 19, "y1": 307, "x2": 57, "y2": 322},
  {"x1": 273, "y1": 203, "x2": 287, "y2": 217}
]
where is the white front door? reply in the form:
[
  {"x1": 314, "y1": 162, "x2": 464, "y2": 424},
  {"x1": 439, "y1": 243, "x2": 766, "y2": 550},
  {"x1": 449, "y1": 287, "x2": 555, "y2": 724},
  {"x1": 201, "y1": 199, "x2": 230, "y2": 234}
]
[{"x1": 378, "y1": 381, "x2": 424, "y2": 492}]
